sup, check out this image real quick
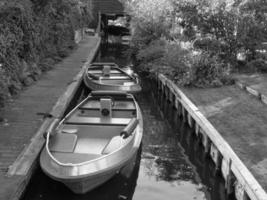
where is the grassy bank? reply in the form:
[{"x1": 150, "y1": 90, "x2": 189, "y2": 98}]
[{"x1": 181, "y1": 83, "x2": 267, "y2": 191}]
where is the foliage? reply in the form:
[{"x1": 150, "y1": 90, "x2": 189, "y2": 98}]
[
  {"x1": 123, "y1": 0, "x2": 267, "y2": 88},
  {"x1": 0, "y1": 0, "x2": 92, "y2": 107},
  {"x1": 246, "y1": 59, "x2": 267, "y2": 73},
  {"x1": 136, "y1": 39, "x2": 166, "y2": 64},
  {"x1": 126, "y1": 0, "x2": 174, "y2": 53},
  {"x1": 189, "y1": 52, "x2": 233, "y2": 87}
]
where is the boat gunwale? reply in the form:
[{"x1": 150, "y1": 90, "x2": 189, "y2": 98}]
[{"x1": 44, "y1": 93, "x2": 142, "y2": 168}]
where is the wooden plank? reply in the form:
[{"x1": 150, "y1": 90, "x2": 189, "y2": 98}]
[
  {"x1": 245, "y1": 86, "x2": 260, "y2": 98},
  {"x1": 261, "y1": 94, "x2": 267, "y2": 105},
  {"x1": 236, "y1": 81, "x2": 246, "y2": 90}
]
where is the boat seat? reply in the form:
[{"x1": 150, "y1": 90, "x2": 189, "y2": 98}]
[
  {"x1": 100, "y1": 80, "x2": 133, "y2": 84},
  {"x1": 103, "y1": 65, "x2": 111, "y2": 76},
  {"x1": 49, "y1": 133, "x2": 77, "y2": 153},
  {"x1": 81, "y1": 100, "x2": 135, "y2": 111},
  {"x1": 66, "y1": 116, "x2": 132, "y2": 125},
  {"x1": 74, "y1": 138, "x2": 110, "y2": 154},
  {"x1": 100, "y1": 76, "x2": 130, "y2": 80},
  {"x1": 77, "y1": 109, "x2": 135, "y2": 118},
  {"x1": 91, "y1": 90, "x2": 127, "y2": 98},
  {"x1": 87, "y1": 70, "x2": 121, "y2": 74},
  {"x1": 102, "y1": 136, "x2": 123, "y2": 155}
]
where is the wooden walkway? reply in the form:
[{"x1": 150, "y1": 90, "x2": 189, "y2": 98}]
[{"x1": 0, "y1": 36, "x2": 100, "y2": 200}]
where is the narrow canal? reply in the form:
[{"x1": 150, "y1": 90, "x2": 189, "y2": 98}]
[{"x1": 22, "y1": 42, "x2": 234, "y2": 200}]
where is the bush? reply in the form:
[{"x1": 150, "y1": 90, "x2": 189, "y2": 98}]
[
  {"x1": 162, "y1": 43, "x2": 191, "y2": 73},
  {"x1": 136, "y1": 39, "x2": 166, "y2": 63},
  {"x1": 0, "y1": 0, "x2": 93, "y2": 107},
  {"x1": 189, "y1": 52, "x2": 233, "y2": 87},
  {"x1": 246, "y1": 59, "x2": 267, "y2": 73}
]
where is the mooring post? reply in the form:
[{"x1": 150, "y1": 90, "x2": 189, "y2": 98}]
[
  {"x1": 167, "y1": 87, "x2": 171, "y2": 103},
  {"x1": 157, "y1": 78, "x2": 160, "y2": 91},
  {"x1": 195, "y1": 123, "x2": 200, "y2": 136},
  {"x1": 182, "y1": 106, "x2": 187, "y2": 121},
  {"x1": 225, "y1": 159, "x2": 235, "y2": 196},
  {"x1": 174, "y1": 99, "x2": 179, "y2": 110},
  {"x1": 163, "y1": 85, "x2": 167, "y2": 98},
  {"x1": 204, "y1": 134, "x2": 211, "y2": 156},
  {"x1": 177, "y1": 102, "x2": 182, "y2": 117},
  {"x1": 190, "y1": 118, "x2": 196, "y2": 133},
  {"x1": 172, "y1": 93, "x2": 176, "y2": 108},
  {"x1": 214, "y1": 153, "x2": 222, "y2": 176},
  {"x1": 187, "y1": 113, "x2": 193, "y2": 128}
]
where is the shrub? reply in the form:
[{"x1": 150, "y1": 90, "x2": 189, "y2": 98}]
[
  {"x1": 136, "y1": 39, "x2": 166, "y2": 64},
  {"x1": 162, "y1": 43, "x2": 191, "y2": 73},
  {"x1": 0, "y1": 0, "x2": 93, "y2": 107},
  {"x1": 246, "y1": 59, "x2": 267, "y2": 73},
  {"x1": 189, "y1": 52, "x2": 233, "y2": 87}
]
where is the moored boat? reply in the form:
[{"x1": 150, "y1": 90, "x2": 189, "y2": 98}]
[
  {"x1": 83, "y1": 62, "x2": 141, "y2": 94},
  {"x1": 40, "y1": 91, "x2": 143, "y2": 194}
]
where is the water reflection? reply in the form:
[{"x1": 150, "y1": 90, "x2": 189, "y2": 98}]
[
  {"x1": 154, "y1": 84, "x2": 231, "y2": 200},
  {"x1": 133, "y1": 79, "x2": 208, "y2": 200}
]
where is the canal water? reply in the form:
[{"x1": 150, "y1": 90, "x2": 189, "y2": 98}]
[{"x1": 22, "y1": 42, "x2": 233, "y2": 200}]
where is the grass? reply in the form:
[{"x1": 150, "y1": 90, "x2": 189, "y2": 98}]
[{"x1": 182, "y1": 85, "x2": 267, "y2": 190}]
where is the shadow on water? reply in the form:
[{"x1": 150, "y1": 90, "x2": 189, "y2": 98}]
[
  {"x1": 22, "y1": 42, "x2": 234, "y2": 200},
  {"x1": 146, "y1": 81, "x2": 233, "y2": 200}
]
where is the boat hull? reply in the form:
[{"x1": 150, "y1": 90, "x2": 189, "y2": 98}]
[
  {"x1": 40, "y1": 144, "x2": 139, "y2": 194},
  {"x1": 40, "y1": 92, "x2": 143, "y2": 194},
  {"x1": 62, "y1": 164, "x2": 120, "y2": 193},
  {"x1": 83, "y1": 62, "x2": 141, "y2": 94},
  {"x1": 83, "y1": 78, "x2": 141, "y2": 94}
]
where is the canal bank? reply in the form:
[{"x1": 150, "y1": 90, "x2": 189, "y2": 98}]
[
  {"x1": 0, "y1": 35, "x2": 100, "y2": 200},
  {"x1": 2, "y1": 35, "x2": 267, "y2": 200},
  {"x1": 157, "y1": 74, "x2": 267, "y2": 200},
  {"x1": 22, "y1": 42, "x2": 233, "y2": 200}
]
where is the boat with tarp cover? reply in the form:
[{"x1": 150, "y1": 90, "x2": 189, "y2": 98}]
[
  {"x1": 83, "y1": 62, "x2": 141, "y2": 94},
  {"x1": 40, "y1": 91, "x2": 143, "y2": 194}
]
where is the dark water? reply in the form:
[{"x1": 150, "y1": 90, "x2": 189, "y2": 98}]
[{"x1": 22, "y1": 43, "x2": 233, "y2": 200}]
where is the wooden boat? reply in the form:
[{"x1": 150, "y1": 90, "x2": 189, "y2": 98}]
[
  {"x1": 40, "y1": 91, "x2": 143, "y2": 194},
  {"x1": 83, "y1": 62, "x2": 141, "y2": 94}
]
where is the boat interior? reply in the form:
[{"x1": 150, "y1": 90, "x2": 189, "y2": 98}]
[
  {"x1": 48, "y1": 92, "x2": 139, "y2": 164},
  {"x1": 87, "y1": 64, "x2": 135, "y2": 83}
]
